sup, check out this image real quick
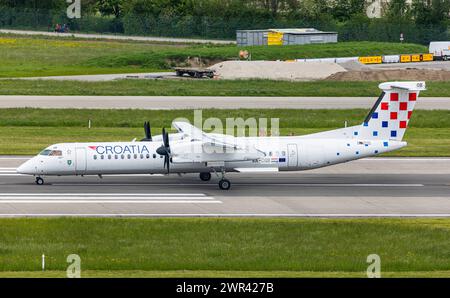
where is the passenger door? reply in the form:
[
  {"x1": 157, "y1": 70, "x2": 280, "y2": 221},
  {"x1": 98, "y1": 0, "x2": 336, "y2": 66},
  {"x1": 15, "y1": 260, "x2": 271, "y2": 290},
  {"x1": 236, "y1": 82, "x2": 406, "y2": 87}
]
[
  {"x1": 75, "y1": 147, "x2": 87, "y2": 174},
  {"x1": 287, "y1": 144, "x2": 298, "y2": 168}
]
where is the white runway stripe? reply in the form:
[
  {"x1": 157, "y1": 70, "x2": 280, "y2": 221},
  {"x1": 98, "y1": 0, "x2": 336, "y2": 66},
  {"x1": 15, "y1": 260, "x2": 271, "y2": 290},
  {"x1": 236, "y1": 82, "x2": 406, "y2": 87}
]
[
  {"x1": 0, "y1": 193, "x2": 208, "y2": 196},
  {"x1": 0, "y1": 200, "x2": 222, "y2": 204},
  {"x1": 0, "y1": 174, "x2": 22, "y2": 176},
  {"x1": 0, "y1": 193, "x2": 221, "y2": 204},
  {"x1": 55, "y1": 183, "x2": 424, "y2": 187}
]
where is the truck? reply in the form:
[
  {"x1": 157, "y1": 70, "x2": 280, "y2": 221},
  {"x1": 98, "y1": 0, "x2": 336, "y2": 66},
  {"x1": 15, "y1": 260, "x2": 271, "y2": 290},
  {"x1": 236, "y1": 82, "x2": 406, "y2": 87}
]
[
  {"x1": 174, "y1": 67, "x2": 215, "y2": 79},
  {"x1": 429, "y1": 41, "x2": 450, "y2": 60}
]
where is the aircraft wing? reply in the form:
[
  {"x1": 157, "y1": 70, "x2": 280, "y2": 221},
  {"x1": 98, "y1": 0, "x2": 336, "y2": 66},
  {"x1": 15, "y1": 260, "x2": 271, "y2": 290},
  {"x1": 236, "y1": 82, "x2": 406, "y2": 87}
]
[
  {"x1": 172, "y1": 121, "x2": 240, "y2": 150},
  {"x1": 171, "y1": 121, "x2": 265, "y2": 163}
]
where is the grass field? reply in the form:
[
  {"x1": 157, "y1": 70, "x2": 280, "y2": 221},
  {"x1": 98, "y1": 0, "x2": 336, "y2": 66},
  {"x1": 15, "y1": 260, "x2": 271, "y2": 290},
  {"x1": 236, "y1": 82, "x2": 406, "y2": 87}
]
[
  {"x1": 0, "y1": 218, "x2": 449, "y2": 277},
  {"x1": 0, "y1": 108, "x2": 448, "y2": 156},
  {"x1": 0, "y1": 34, "x2": 428, "y2": 77},
  {"x1": 1, "y1": 80, "x2": 450, "y2": 97}
]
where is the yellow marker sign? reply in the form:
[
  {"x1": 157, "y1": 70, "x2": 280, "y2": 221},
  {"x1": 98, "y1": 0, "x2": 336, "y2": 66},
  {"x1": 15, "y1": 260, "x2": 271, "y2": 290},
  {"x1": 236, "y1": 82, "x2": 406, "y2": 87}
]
[
  {"x1": 358, "y1": 56, "x2": 382, "y2": 64},
  {"x1": 268, "y1": 31, "x2": 283, "y2": 46},
  {"x1": 422, "y1": 53, "x2": 433, "y2": 61},
  {"x1": 411, "y1": 54, "x2": 421, "y2": 62},
  {"x1": 400, "y1": 55, "x2": 411, "y2": 63}
]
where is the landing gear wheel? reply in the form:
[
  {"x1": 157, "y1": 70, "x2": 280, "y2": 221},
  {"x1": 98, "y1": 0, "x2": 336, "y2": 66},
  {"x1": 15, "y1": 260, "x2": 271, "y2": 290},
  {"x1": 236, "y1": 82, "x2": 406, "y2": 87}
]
[
  {"x1": 219, "y1": 179, "x2": 231, "y2": 190},
  {"x1": 199, "y1": 172, "x2": 211, "y2": 181},
  {"x1": 35, "y1": 177, "x2": 44, "y2": 185}
]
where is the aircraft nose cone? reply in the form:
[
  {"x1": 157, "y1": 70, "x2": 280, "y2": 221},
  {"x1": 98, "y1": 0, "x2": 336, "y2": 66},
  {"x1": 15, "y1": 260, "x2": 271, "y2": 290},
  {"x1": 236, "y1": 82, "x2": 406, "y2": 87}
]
[{"x1": 16, "y1": 160, "x2": 35, "y2": 174}]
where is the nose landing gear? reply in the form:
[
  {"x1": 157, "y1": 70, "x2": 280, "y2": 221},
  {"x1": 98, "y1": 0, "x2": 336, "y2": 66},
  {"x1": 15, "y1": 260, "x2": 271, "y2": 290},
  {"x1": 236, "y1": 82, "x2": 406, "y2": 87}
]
[{"x1": 35, "y1": 177, "x2": 44, "y2": 185}]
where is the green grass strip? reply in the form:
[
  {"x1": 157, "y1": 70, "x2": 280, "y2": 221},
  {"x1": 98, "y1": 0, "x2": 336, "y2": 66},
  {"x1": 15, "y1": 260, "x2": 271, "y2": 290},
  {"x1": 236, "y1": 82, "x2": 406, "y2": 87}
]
[
  {"x1": 1, "y1": 80, "x2": 449, "y2": 97},
  {"x1": 0, "y1": 218, "x2": 450, "y2": 273}
]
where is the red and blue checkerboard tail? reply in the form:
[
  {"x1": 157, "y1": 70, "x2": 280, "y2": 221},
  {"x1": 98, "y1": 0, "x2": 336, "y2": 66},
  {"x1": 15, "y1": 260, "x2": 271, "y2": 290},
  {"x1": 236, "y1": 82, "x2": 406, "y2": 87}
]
[{"x1": 358, "y1": 81, "x2": 426, "y2": 141}]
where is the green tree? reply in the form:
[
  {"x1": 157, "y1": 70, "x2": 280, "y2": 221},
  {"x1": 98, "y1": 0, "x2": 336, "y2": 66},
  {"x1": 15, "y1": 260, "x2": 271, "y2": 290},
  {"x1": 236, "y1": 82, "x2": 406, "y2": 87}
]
[
  {"x1": 331, "y1": 0, "x2": 366, "y2": 22},
  {"x1": 386, "y1": 0, "x2": 411, "y2": 20},
  {"x1": 96, "y1": 0, "x2": 125, "y2": 18},
  {"x1": 411, "y1": 0, "x2": 449, "y2": 25}
]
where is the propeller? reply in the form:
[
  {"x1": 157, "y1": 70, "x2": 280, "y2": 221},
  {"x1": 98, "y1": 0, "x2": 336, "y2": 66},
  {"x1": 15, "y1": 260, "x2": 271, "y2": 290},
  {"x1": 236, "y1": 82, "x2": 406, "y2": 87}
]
[
  {"x1": 140, "y1": 121, "x2": 152, "y2": 141},
  {"x1": 156, "y1": 128, "x2": 171, "y2": 173}
]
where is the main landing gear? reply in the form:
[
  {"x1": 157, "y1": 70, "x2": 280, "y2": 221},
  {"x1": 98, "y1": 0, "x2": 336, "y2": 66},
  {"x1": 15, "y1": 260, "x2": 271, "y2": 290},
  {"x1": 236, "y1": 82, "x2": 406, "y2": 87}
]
[
  {"x1": 218, "y1": 178, "x2": 231, "y2": 190},
  {"x1": 201, "y1": 169, "x2": 231, "y2": 190},
  {"x1": 199, "y1": 172, "x2": 211, "y2": 181},
  {"x1": 35, "y1": 177, "x2": 44, "y2": 185},
  {"x1": 200, "y1": 171, "x2": 230, "y2": 190}
]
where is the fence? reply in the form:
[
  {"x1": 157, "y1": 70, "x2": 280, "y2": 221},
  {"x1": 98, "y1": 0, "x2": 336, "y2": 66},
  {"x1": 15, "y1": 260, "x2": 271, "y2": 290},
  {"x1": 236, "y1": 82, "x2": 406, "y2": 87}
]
[{"x1": 0, "y1": 7, "x2": 447, "y2": 44}]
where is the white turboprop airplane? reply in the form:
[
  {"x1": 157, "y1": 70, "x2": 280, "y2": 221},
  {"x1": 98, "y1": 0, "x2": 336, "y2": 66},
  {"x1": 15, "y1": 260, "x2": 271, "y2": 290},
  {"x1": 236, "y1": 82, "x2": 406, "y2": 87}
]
[{"x1": 17, "y1": 81, "x2": 425, "y2": 190}]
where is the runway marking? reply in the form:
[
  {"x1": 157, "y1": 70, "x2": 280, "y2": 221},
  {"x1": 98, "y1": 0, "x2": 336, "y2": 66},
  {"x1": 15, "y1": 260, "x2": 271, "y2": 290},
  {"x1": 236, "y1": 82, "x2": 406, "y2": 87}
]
[
  {"x1": 0, "y1": 201, "x2": 222, "y2": 204},
  {"x1": 54, "y1": 183, "x2": 424, "y2": 187},
  {"x1": 0, "y1": 193, "x2": 209, "y2": 196},
  {"x1": 0, "y1": 193, "x2": 221, "y2": 204},
  {"x1": 0, "y1": 213, "x2": 449, "y2": 218}
]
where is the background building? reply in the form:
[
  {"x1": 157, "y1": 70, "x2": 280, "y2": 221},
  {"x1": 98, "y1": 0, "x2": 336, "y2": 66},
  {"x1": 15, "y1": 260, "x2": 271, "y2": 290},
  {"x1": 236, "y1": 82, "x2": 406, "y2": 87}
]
[{"x1": 237, "y1": 28, "x2": 338, "y2": 46}]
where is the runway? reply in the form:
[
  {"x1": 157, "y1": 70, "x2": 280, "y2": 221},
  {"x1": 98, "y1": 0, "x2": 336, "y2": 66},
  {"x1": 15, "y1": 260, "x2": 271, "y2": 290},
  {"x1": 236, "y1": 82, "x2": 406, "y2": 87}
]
[
  {"x1": 0, "y1": 95, "x2": 449, "y2": 110},
  {"x1": 0, "y1": 157, "x2": 449, "y2": 217},
  {"x1": 0, "y1": 29, "x2": 234, "y2": 44}
]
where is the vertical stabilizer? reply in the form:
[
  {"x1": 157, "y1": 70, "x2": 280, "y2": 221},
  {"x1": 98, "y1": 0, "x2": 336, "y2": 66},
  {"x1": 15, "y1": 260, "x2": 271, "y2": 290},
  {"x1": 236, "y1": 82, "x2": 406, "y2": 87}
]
[{"x1": 358, "y1": 81, "x2": 426, "y2": 141}]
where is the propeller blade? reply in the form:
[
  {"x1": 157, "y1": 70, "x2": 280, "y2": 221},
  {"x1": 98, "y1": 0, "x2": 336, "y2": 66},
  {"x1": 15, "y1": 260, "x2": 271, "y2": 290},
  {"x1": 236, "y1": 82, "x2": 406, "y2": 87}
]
[
  {"x1": 141, "y1": 121, "x2": 152, "y2": 141},
  {"x1": 165, "y1": 156, "x2": 170, "y2": 173},
  {"x1": 158, "y1": 128, "x2": 171, "y2": 173},
  {"x1": 163, "y1": 129, "x2": 169, "y2": 148},
  {"x1": 145, "y1": 121, "x2": 152, "y2": 141}
]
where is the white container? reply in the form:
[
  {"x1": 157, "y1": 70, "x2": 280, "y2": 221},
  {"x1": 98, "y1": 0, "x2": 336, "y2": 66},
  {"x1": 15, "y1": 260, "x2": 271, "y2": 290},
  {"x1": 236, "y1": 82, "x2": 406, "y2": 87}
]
[{"x1": 382, "y1": 55, "x2": 400, "y2": 63}]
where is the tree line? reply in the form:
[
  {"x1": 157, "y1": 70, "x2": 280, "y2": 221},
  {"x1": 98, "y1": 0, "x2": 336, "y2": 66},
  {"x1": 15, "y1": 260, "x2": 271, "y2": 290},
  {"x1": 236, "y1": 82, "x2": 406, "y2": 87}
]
[{"x1": 0, "y1": 0, "x2": 448, "y2": 43}]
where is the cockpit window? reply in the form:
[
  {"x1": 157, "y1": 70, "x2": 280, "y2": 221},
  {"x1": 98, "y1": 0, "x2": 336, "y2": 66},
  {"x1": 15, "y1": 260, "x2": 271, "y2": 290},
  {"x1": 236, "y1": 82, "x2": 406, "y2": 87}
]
[
  {"x1": 40, "y1": 149, "x2": 62, "y2": 156},
  {"x1": 49, "y1": 150, "x2": 62, "y2": 156},
  {"x1": 39, "y1": 149, "x2": 52, "y2": 156}
]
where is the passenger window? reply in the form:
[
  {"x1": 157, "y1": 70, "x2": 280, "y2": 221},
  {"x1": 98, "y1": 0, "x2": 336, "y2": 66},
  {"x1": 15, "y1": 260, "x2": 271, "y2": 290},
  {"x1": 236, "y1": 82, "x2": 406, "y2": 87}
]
[
  {"x1": 153, "y1": 154, "x2": 156, "y2": 159},
  {"x1": 93, "y1": 155, "x2": 97, "y2": 160},
  {"x1": 108, "y1": 155, "x2": 111, "y2": 160},
  {"x1": 146, "y1": 154, "x2": 150, "y2": 159},
  {"x1": 127, "y1": 154, "x2": 131, "y2": 159},
  {"x1": 115, "y1": 155, "x2": 118, "y2": 159},
  {"x1": 134, "y1": 154, "x2": 137, "y2": 159},
  {"x1": 121, "y1": 155, "x2": 124, "y2": 159},
  {"x1": 100, "y1": 155, "x2": 104, "y2": 160},
  {"x1": 140, "y1": 154, "x2": 144, "y2": 159}
]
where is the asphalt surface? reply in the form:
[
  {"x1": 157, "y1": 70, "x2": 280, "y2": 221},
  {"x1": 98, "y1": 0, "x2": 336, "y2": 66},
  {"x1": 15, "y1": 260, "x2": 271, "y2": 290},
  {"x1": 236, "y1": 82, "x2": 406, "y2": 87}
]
[
  {"x1": 369, "y1": 61, "x2": 450, "y2": 71},
  {"x1": 0, "y1": 29, "x2": 234, "y2": 44},
  {"x1": 0, "y1": 96, "x2": 449, "y2": 110},
  {"x1": 1, "y1": 157, "x2": 449, "y2": 217},
  {"x1": 17, "y1": 72, "x2": 176, "y2": 82}
]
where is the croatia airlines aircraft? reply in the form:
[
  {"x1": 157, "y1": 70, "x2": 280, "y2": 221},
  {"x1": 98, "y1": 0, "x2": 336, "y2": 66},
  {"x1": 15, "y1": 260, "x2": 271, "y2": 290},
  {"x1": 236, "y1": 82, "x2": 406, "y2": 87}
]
[{"x1": 17, "y1": 81, "x2": 425, "y2": 190}]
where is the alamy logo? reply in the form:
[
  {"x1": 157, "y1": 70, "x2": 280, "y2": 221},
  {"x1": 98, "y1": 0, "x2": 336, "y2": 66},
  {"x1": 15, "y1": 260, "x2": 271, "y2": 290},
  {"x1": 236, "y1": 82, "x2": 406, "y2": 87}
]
[{"x1": 67, "y1": 0, "x2": 81, "y2": 19}]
